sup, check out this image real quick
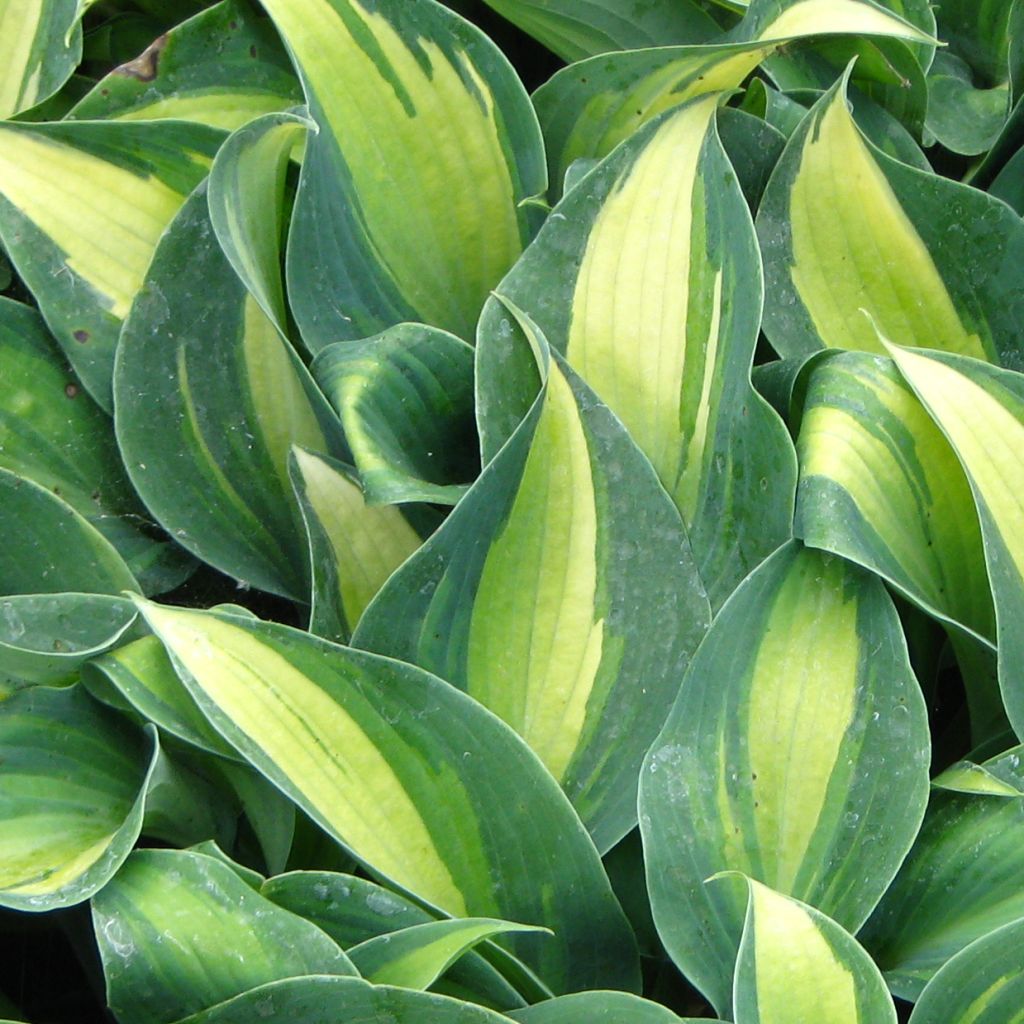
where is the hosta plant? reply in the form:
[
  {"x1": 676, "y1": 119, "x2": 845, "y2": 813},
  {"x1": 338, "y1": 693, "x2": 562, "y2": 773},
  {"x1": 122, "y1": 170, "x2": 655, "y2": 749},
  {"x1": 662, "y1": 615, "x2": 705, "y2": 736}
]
[{"x1": 2, "y1": 0, "x2": 1024, "y2": 1021}]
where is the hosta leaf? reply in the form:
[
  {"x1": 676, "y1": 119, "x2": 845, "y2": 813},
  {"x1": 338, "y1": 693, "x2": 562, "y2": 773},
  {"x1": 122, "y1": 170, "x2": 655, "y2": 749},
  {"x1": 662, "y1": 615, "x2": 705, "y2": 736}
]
[
  {"x1": 533, "y1": 0, "x2": 932, "y2": 193},
  {"x1": 934, "y1": 0, "x2": 1019, "y2": 86},
  {"x1": 0, "y1": 468, "x2": 137, "y2": 597},
  {"x1": 136, "y1": 600, "x2": 640, "y2": 995},
  {"x1": 0, "y1": 297, "x2": 192, "y2": 596},
  {"x1": 793, "y1": 351, "x2": 1001, "y2": 736},
  {"x1": 483, "y1": 97, "x2": 795, "y2": 608},
  {"x1": 909, "y1": 917, "x2": 1024, "y2": 1024},
  {"x1": 640, "y1": 542, "x2": 930, "y2": 1015},
  {"x1": 355, "y1": 306, "x2": 711, "y2": 853},
  {"x1": 0, "y1": 685, "x2": 157, "y2": 911},
  {"x1": 313, "y1": 325, "x2": 478, "y2": 507},
  {"x1": 263, "y1": 871, "x2": 526, "y2": 1010},
  {"x1": 511, "y1": 992, "x2": 725, "y2": 1023},
  {"x1": 716, "y1": 106, "x2": 787, "y2": 211},
  {"x1": 179, "y1": 976, "x2": 514, "y2": 1024},
  {"x1": 207, "y1": 109, "x2": 309, "y2": 337},
  {"x1": 0, "y1": 593, "x2": 137, "y2": 687},
  {"x1": 288, "y1": 447, "x2": 422, "y2": 642},
  {"x1": 887, "y1": 345, "x2": 1024, "y2": 736},
  {"x1": 756, "y1": 76, "x2": 1024, "y2": 369},
  {"x1": 348, "y1": 918, "x2": 545, "y2": 989},
  {"x1": 862, "y1": 745, "x2": 1024, "y2": 999},
  {"x1": 260, "y1": 0, "x2": 547, "y2": 351},
  {"x1": 0, "y1": 120, "x2": 221, "y2": 410},
  {"x1": 925, "y1": 51, "x2": 1010, "y2": 156},
  {"x1": 69, "y1": 0, "x2": 302, "y2": 130},
  {"x1": 115, "y1": 185, "x2": 348, "y2": 601},
  {"x1": 730, "y1": 877, "x2": 897, "y2": 1023},
  {"x1": 93, "y1": 849, "x2": 356, "y2": 1024},
  {"x1": 0, "y1": 0, "x2": 81, "y2": 119},
  {"x1": 478, "y1": 0, "x2": 721, "y2": 62}
]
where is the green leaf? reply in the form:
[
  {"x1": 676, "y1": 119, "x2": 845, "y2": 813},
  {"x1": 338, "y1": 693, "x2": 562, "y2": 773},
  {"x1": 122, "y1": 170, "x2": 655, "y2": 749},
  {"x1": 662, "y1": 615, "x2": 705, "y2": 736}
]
[
  {"x1": 263, "y1": 871, "x2": 527, "y2": 1010},
  {"x1": 355, "y1": 305, "x2": 711, "y2": 853},
  {"x1": 178, "y1": 976, "x2": 515, "y2": 1024},
  {"x1": 533, "y1": 0, "x2": 933, "y2": 195},
  {"x1": 312, "y1": 325, "x2": 478, "y2": 507},
  {"x1": 136, "y1": 600, "x2": 640, "y2": 995},
  {"x1": 640, "y1": 542, "x2": 930, "y2": 1015},
  {"x1": 260, "y1": 0, "x2": 547, "y2": 351},
  {"x1": 0, "y1": 0, "x2": 82, "y2": 118},
  {"x1": 933, "y1": 0, "x2": 1019, "y2": 86},
  {"x1": 0, "y1": 119, "x2": 221, "y2": 410},
  {"x1": 510, "y1": 992, "x2": 725, "y2": 1023},
  {"x1": 793, "y1": 351, "x2": 1002, "y2": 738},
  {"x1": 925, "y1": 51, "x2": 1010, "y2": 156},
  {"x1": 484, "y1": 97, "x2": 796, "y2": 608},
  {"x1": 477, "y1": 0, "x2": 721, "y2": 62},
  {"x1": 114, "y1": 184, "x2": 349, "y2": 601},
  {"x1": 862, "y1": 745, "x2": 1024, "y2": 999},
  {"x1": 909, "y1": 916, "x2": 1024, "y2": 1023},
  {"x1": 69, "y1": 0, "x2": 303, "y2": 130},
  {"x1": 730, "y1": 876, "x2": 897, "y2": 1023},
  {"x1": 0, "y1": 467, "x2": 137, "y2": 597},
  {"x1": 288, "y1": 447, "x2": 423, "y2": 642},
  {"x1": 348, "y1": 918, "x2": 546, "y2": 989},
  {"x1": 887, "y1": 344, "x2": 1024, "y2": 738},
  {"x1": 756, "y1": 75, "x2": 1024, "y2": 368},
  {"x1": 93, "y1": 848, "x2": 357, "y2": 1024},
  {"x1": 0, "y1": 685, "x2": 157, "y2": 911}
]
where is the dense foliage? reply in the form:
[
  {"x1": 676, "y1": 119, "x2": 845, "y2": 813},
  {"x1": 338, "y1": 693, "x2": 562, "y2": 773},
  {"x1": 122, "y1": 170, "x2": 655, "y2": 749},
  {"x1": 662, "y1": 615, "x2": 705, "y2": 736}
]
[{"x1": 2, "y1": 0, "x2": 1024, "y2": 1021}]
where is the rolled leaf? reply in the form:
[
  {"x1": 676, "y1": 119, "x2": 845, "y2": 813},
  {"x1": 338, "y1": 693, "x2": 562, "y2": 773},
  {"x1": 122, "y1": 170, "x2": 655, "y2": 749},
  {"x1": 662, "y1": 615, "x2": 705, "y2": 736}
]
[
  {"x1": 260, "y1": 0, "x2": 547, "y2": 350},
  {"x1": 312, "y1": 324, "x2": 478, "y2": 507},
  {"x1": 483, "y1": 96, "x2": 796, "y2": 607},
  {"x1": 730, "y1": 876, "x2": 897, "y2": 1023},
  {"x1": 0, "y1": 120, "x2": 221, "y2": 409},
  {"x1": 136, "y1": 600, "x2": 640, "y2": 995},
  {"x1": 640, "y1": 542, "x2": 930, "y2": 1014},
  {"x1": 0, "y1": 0, "x2": 81, "y2": 118},
  {"x1": 355, "y1": 306, "x2": 711, "y2": 852},
  {"x1": 93, "y1": 849, "x2": 356, "y2": 1024},
  {"x1": 69, "y1": 0, "x2": 302, "y2": 130},
  {"x1": 0, "y1": 685, "x2": 157, "y2": 911},
  {"x1": 115, "y1": 185, "x2": 349, "y2": 601},
  {"x1": 756, "y1": 76, "x2": 1024, "y2": 369}
]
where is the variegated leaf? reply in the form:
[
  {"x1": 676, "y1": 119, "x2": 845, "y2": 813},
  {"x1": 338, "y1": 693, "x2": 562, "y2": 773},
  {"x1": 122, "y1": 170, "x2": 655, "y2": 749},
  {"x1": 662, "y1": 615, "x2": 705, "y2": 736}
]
[{"x1": 0, "y1": 0, "x2": 81, "y2": 118}]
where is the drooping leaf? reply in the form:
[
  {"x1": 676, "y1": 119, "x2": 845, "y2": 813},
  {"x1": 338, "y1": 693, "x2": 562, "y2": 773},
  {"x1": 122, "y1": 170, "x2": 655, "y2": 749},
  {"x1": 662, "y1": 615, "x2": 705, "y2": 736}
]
[
  {"x1": 533, "y1": 0, "x2": 933, "y2": 194},
  {"x1": 862, "y1": 745, "x2": 1024, "y2": 999},
  {"x1": 887, "y1": 344, "x2": 1024, "y2": 737},
  {"x1": 288, "y1": 447, "x2": 422, "y2": 642},
  {"x1": 0, "y1": 119, "x2": 221, "y2": 409},
  {"x1": 483, "y1": 97, "x2": 796, "y2": 608},
  {"x1": 908, "y1": 916, "x2": 1024, "y2": 1024},
  {"x1": 69, "y1": 0, "x2": 302, "y2": 130},
  {"x1": 136, "y1": 600, "x2": 640, "y2": 995},
  {"x1": 477, "y1": 0, "x2": 721, "y2": 62},
  {"x1": 115, "y1": 184, "x2": 349, "y2": 601},
  {"x1": 0, "y1": 685, "x2": 157, "y2": 911},
  {"x1": 355, "y1": 305, "x2": 711, "y2": 853},
  {"x1": 93, "y1": 849, "x2": 356, "y2": 1024},
  {"x1": 263, "y1": 871, "x2": 527, "y2": 1010},
  {"x1": 730, "y1": 876, "x2": 897, "y2": 1023},
  {"x1": 312, "y1": 325, "x2": 478, "y2": 507},
  {"x1": 640, "y1": 542, "x2": 930, "y2": 1014},
  {"x1": 756, "y1": 76, "x2": 1024, "y2": 369},
  {"x1": 0, "y1": 0, "x2": 82, "y2": 119}
]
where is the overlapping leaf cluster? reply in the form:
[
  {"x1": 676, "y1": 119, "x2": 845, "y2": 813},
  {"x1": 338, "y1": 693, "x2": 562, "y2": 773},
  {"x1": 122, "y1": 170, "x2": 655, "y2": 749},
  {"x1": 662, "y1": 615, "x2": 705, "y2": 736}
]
[{"x1": 2, "y1": 0, "x2": 1024, "y2": 1021}]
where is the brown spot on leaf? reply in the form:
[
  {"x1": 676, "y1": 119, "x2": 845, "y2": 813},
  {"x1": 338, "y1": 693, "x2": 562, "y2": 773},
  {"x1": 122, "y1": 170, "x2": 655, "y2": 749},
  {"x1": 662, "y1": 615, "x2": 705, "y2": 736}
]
[
  {"x1": 73, "y1": 329, "x2": 89, "y2": 343},
  {"x1": 64, "y1": 383, "x2": 78, "y2": 399},
  {"x1": 249, "y1": 44, "x2": 257, "y2": 58},
  {"x1": 115, "y1": 34, "x2": 168, "y2": 82}
]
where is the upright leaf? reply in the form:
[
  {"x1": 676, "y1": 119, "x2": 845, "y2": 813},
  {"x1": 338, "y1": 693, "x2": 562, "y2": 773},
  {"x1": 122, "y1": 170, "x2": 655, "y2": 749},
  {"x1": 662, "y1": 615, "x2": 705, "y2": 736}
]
[
  {"x1": 0, "y1": 0, "x2": 81, "y2": 118},
  {"x1": 137, "y1": 600, "x2": 640, "y2": 995},
  {"x1": 483, "y1": 97, "x2": 796, "y2": 607},
  {"x1": 511, "y1": 992, "x2": 725, "y2": 1023},
  {"x1": 0, "y1": 120, "x2": 221, "y2": 409},
  {"x1": 355, "y1": 307, "x2": 711, "y2": 852},
  {"x1": 115, "y1": 185, "x2": 349, "y2": 601},
  {"x1": 640, "y1": 543, "x2": 930, "y2": 1014},
  {"x1": 757, "y1": 77, "x2": 1024, "y2": 369}
]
